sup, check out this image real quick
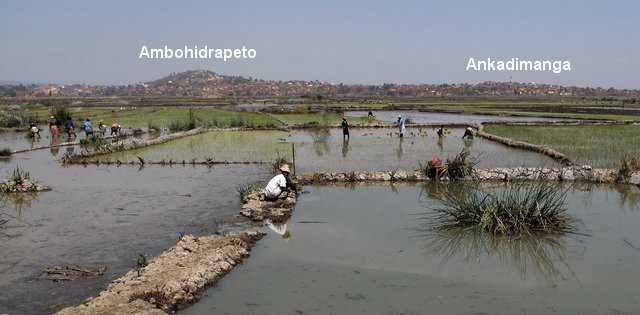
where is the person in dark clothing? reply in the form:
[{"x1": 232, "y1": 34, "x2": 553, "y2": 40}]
[
  {"x1": 367, "y1": 111, "x2": 375, "y2": 120},
  {"x1": 437, "y1": 126, "x2": 444, "y2": 138},
  {"x1": 341, "y1": 118, "x2": 350, "y2": 140},
  {"x1": 64, "y1": 118, "x2": 76, "y2": 139},
  {"x1": 462, "y1": 127, "x2": 474, "y2": 139}
]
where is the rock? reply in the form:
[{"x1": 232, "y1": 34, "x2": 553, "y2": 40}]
[{"x1": 629, "y1": 172, "x2": 640, "y2": 185}]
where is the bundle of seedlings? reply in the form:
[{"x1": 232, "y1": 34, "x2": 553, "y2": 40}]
[
  {"x1": 420, "y1": 150, "x2": 477, "y2": 180},
  {"x1": 0, "y1": 166, "x2": 51, "y2": 193},
  {"x1": 431, "y1": 182, "x2": 574, "y2": 236},
  {"x1": 617, "y1": 156, "x2": 640, "y2": 180}
]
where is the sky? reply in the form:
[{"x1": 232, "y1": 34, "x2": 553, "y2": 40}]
[{"x1": 0, "y1": 0, "x2": 638, "y2": 88}]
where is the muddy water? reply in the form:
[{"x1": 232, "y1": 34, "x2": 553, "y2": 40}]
[
  {"x1": 184, "y1": 183, "x2": 640, "y2": 315},
  {"x1": 346, "y1": 111, "x2": 566, "y2": 124},
  {"x1": 103, "y1": 128, "x2": 559, "y2": 171},
  {"x1": 0, "y1": 150, "x2": 271, "y2": 314}
]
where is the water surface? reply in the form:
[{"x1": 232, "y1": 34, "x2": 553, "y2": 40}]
[{"x1": 184, "y1": 183, "x2": 640, "y2": 315}]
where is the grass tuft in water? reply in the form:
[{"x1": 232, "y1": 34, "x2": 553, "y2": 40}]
[
  {"x1": 0, "y1": 148, "x2": 12, "y2": 157},
  {"x1": 431, "y1": 182, "x2": 574, "y2": 236},
  {"x1": 8, "y1": 166, "x2": 31, "y2": 185}
]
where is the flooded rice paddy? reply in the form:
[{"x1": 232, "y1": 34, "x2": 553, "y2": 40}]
[
  {"x1": 184, "y1": 183, "x2": 640, "y2": 315},
  {"x1": 0, "y1": 150, "x2": 270, "y2": 314},
  {"x1": 346, "y1": 111, "x2": 566, "y2": 124},
  {"x1": 104, "y1": 128, "x2": 559, "y2": 171}
]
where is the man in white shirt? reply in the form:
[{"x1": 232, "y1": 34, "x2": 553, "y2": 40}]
[{"x1": 264, "y1": 164, "x2": 292, "y2": 201}]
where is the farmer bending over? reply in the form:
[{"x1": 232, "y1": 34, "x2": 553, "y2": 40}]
[
  {"x1": 264, "y1": 164, "x2": 294, "y2": 201},
  {"x1": 462, "y1": 127, "x2": 474, "y2": 139}
]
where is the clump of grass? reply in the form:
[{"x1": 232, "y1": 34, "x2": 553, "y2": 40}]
[
  {"x1": 420, "y1": 150, "x2": 477, "y2": 180},
  {"x1": 431, "y1": 182, "x2": 573, "y2": 236},
  {"x1": 9, "y1": 166, "x2": 31, "y2": 185},
  {"x1": 237, "y1": 183, "x2": 262, "y2": 202},
  {"x1": 617, "y1": 156, "x2": 640, "y2": 180},
  {"x1": 0, "y1": 148, "x2": 12, "y2": 157},
  {"x1": 147, "y1": 122, "x2": 161, "y2": 133}
]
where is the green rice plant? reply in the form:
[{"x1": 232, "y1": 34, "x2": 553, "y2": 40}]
[
  {"x1": 430, "y1": 182, "x2": 573, "y2": 236},
  {"x1": 236, "y1": 183, "x2": 262, "y2": 203},
  {"x1": 0, "y1": 148, "x2": 12, "y2": 157}
]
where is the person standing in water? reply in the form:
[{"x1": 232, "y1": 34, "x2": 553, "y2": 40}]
[
  {"x1": 341, "y1": 118, "x2": 350, "y2": 140},
  {"x1": 397, "y1": 115, "x2": 406, "y2": 138},
  {"x1": 437, "y1": 126, "x2": 445, "y2": 138},
  {"x1": 82, "y1": 118, "x2": 94, "y2": 137}
]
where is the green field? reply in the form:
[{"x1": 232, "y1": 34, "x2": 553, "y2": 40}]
[{"x1": 484, "y1": 124, "x2": 640, "y2": 167}]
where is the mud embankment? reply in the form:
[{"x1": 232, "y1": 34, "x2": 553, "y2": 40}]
[
  {"x1": 296, "y1": 167, "x2": 640, "y2": 186},
  {"x1": 240, "y1": 190, "x2": 296, "y2": 222},
  {"x1": 474, "y1": 124, "x2": 573, "y2": 165},
  {"x1": 56, "y1": 232, "x2": 264, "y2": 315}
]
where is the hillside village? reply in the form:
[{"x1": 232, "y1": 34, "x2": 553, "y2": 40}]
[{"x1": 2, "y1": 70, "x2": 639, "y2": 98}]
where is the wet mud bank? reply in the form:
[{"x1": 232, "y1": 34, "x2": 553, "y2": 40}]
[
  {"x1": 296, "y1": 167, "x2": 640, "y2": 186},
  {"x1": 240, "y1": 190, "x2": 297, "y2": 223},
  {"x1": 56, "y1": 232, "x2": 264, "y2": 315}
]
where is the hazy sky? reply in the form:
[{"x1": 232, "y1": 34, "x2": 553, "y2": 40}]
[{"x1": 1, "y1": 0, "x2": 638, "y2": 88}]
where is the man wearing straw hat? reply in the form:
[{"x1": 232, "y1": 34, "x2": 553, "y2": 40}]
[{"x1": 264, "y1": 164, "x2": 293, "y2": 201}]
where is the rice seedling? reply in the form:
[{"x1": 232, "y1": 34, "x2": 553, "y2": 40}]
[{"x1": 429, "y1": 182, "x2": 574, "y2": 236}]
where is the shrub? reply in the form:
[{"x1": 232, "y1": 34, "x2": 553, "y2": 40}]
[
  {"x1": 430, "y1": 182, "x2": 574, "y2": 236},
  {"x1": 0, "y1": 148, "x2": 12, "y2": 157},
  {"x1": 0, "y1": 111, "x2": 39, "y2": 128}
]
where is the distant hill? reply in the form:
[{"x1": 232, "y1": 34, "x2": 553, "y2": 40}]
[{"x1": 1, "y1": 70, "x2": 639, "y2": 98}]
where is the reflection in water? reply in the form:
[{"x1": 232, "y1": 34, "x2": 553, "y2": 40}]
[
  {"x1": 396, "y1": 138, "x2": 404, "y2": 160},
  {"x1": 420, "y1": 226, "x2": 575, "y2": 280},
  {"x1": 50, "y1": 132, "x2": 61, "y2": 156},
  {"x1": 463, "y1": 138, "x2": 473, "y2": 150},
  {"x1": 266, "y1": 219, "x2": 291, "y2": 239},
  {"x1": 437, "y1": 137, "x2": 444, "y2": 153},
  {"x1": 0, "y1": 193, "x2": 37, "y2": 233},
  {"x1": 342, "y1": 138, "x2": 349, "y2": 158},
  {"x1": 309, "y1": 129, "x2": 331, "y2": 156},
  {"x1": 567, "y1": 182, "x2": 640, "y2": 210}
]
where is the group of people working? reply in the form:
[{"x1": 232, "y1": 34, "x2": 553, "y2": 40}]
[
  {"x1": 339, "y1": 113, "x2": 475, "y2": 140},
  {"x1": 46, "y1": 116, "x2": 123, "y2": 140}
]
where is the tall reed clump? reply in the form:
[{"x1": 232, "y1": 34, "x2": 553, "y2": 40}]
[
  {"x1": 431, "y1": 182, "x2": 574, "y2": 236},
  {"x1": 617, "y1": 156, "x2": 640, "y2": 180},
  {"x1": 420, "y1": 150, "x2": 477, "y2": 180}
]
